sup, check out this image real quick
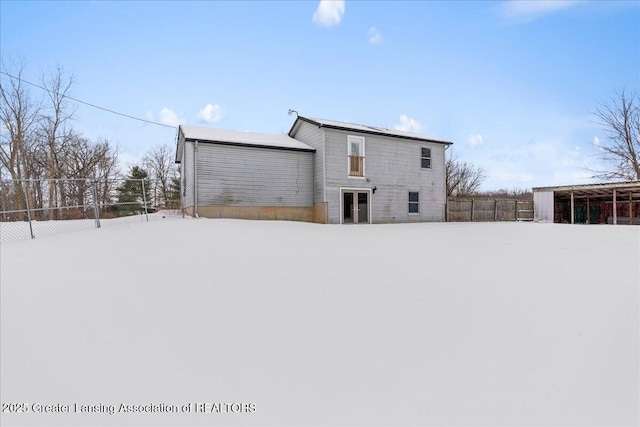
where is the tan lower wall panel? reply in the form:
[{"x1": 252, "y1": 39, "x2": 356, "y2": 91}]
[
  {"x1": 313, "y1": 202, "x2": 328, "y2": 224},
  {"x1": 194, "y1": 205, "x2": 328, "y2": 223},
  {"x1": 259, "y1": 207, "x2": 277, "y2": 221}
]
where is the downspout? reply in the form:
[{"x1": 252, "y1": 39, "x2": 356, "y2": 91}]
[
  {"x1": 194, "y1": 140, "x2": 199, "y2": 218},
  {"x1": 311, "y1": 148, "x2": 315, "y2": 220},
  {"x1": 322, "y1": 128, "x2": 327, "y2": 203},
  {"x1": 444, "y1": 143, "x2": 452, "y2": 222},
  {"x1": 181, "y1": 135, "x2": 186, "y2": 217}
]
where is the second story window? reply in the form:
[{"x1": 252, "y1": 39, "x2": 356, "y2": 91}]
[
  {"x1": 348, "y1": 136, "x2": 365, "y2": 177},
  {"x1": 421, "y1": 147, "x2": 431, "y2": 169}
]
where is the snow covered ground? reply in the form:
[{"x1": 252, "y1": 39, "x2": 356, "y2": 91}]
[{"x1": 1, "y1": 218, "x2": 638, "y2": 426}]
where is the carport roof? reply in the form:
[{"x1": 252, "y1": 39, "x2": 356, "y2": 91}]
[{"x1": 533, "y1": 181, "x2": 640, "y2": 199}]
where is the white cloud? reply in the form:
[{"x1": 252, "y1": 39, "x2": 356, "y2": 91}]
[
  {"x1": 312, "y1": 0, "x2": 345, "y2": 27},
  {"x1": 472, "y1": 137, "x2": 589, "y2": 189},
  {"x1": 197, "y1": 103, "x2": 222, "y2": 123},
  {"x1": 569, "y1": 146, "x2": 580, "y2": 157},
  {"x1": 368, "y1": 27, "x2": 382, "y2": 44},
  {"x1": 394, "y1": 115, "x2": 422, "y2": 133},
  {"x1": 467, "y1": 134, "x2": 483, "y2": 148},
  {"x1": 501, "y1": 0, "x2": 581, "y2": 21},
  {"x1": 594, "y1": 136, "x2": 605, "y2": 151},
  {"x1": 159, "y1": 108, "x2": 185, "y2": 127}
]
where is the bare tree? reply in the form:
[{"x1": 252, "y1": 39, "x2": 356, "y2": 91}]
[
  {"x1": 38, "y1": 65, "x2": 76, "y2": 219},
  {"x1": 476, "y1": 187, "x2": 532, "y2": 200},
  {"x1": 59, "y1": 135, "x2": 119, "y2": 210},
  {"x1": 94, "y1": 138, "x2": 120, "y2": 207},
  {"x1": 143, "y1": 144, "x2": 177, "y2": 207},
  {"x1": 0, "y1": 59, "x2": 40, "y2": 219},
  {"x1": 591, "y1": 89, "x2": 640, "y2": 181},
  {"x1": 446, "y1": 150, "x2": 487, "y2": 197},
  {"x1": 1, "y1": 60, "x2": 124, "y2": 213}
]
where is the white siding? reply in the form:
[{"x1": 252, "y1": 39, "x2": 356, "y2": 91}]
[
  {"x1": 323, "y1": 129, "x2": 447, "y2": 224},
  {"x1": 196, "y1": 143, "x2": 314, "y2": 207},
  {"x1": 533, "y1": 191, "x2": 554, "y2": 222}
]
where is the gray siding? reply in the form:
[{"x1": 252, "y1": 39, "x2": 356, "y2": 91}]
[
  {"x1": 196, "y1": 143, "x2": 313, "y2": 207},
  {"x1": 182, "y1": 139, "x2": 195, "y2": 208},
  {"x1": 290, "y1": 120, "x2": 325, "y2": 202},
  {"x1": 323, "y1": 129, "x2": 447, "y2": 224}
]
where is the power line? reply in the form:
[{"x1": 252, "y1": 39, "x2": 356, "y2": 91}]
[{"x1": 0, "y1": 71, "x2": 177, "y2": 129}]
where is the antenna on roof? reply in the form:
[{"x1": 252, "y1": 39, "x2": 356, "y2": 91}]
[{"x1": 288, "y1": 109, "x2": 298, "y2": 117}]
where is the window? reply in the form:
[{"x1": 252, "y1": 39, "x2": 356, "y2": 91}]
[
  {"x1": 348, "y1": 136, "x2": 365, "y2": 177},
  {"x1": 409, "y1": 192, "x2": 419, "y2": 214},
  {"x1": 421, "y1": 147, "x2": 431, "y2": 169}
]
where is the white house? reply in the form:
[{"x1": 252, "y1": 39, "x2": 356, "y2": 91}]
[{"x1": 175, "y1": 116, "x2": 452, "y2": 224}]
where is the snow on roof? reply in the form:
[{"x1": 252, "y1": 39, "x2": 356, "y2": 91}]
[
  {"x1": 180, "y1": 125, "x2": 315, "y2": 152},
  {"x1": 294, "y1": 116, "x2": 453, "y2": 145}
]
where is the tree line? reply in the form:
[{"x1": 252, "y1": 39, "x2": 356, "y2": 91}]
[
  {"x1": 0, "y1": 60, "x2": 179, "y2": 220},
  {"x1": 3, "y1": 60, "x2": 635, "y2": 219}
]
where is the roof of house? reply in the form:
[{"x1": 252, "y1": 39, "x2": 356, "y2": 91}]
[
  {"x1": 290, "y1": 116, "x2": 453, "y2": 145},
  {"x1": 179, "y1": 125, "x2": 316, "y2": 152}
]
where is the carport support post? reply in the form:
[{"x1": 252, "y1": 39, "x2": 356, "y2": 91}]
[
  {"x1": 586, "y1": 196, "x2": 590, "y2": 224},
  {"x1": 515, "y1": 200, "x2": 518, "y2": 221},
  {"x1": 630, "y1": 193, "x2": 633, "y2": 225},
  {"x1": 613, "y1": 189, "x2": 617, "y2": 225},
  {"x1": 494, "y1": 199, "x2": 498, "y2": 221},
  {"x1": 570, "y1": 190, "x2": 575, "y2": 224}
]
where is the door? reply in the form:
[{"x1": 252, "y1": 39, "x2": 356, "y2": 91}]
[
  {"x1": 343, "y1": 192, "x2": 354, "y2": 223},
  {"x1": 357, "y1": 192, "x2": 368, "y2": 223},
  {"x1": 342, "y1": 190, "x2": 369, "y2": 224}
]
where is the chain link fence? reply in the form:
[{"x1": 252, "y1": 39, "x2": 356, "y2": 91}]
[{"x1": 0, "y1": 178, "x2": 182, "y2": 243}]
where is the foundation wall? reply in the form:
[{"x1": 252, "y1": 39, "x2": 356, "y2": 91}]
[{"x1": 184, "y1": 203, "x2": 328, "y2": 224}]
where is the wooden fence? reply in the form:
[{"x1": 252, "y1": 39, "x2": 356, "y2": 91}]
[{"x1": 446, "y1": 198, "x2": 534, "y2": 222}]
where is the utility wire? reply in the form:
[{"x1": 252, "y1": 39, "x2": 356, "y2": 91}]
[{"x1": 0, "y1": 71, "x2": 177, "y2": 129}]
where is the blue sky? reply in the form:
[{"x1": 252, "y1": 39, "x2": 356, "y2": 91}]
[{"x1": 1, "y1": 1, "x2": 638, "y2": 190}]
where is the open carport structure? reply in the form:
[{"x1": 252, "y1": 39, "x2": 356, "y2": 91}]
[{"x1": 533, "y1": 181, "x2": 640, "y2": 224}]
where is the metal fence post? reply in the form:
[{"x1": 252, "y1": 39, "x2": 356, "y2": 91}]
[
  {"x1": 141, "y1": 179, "x2": 149, "y2": 222},
  {"x1": 470, "y1": 199, "x2": 475, "y2": 222},
  {"x1": 21, "y1": 180, "x2": 35, "y2": 239},
  {"x1": 515, "y1": 200, "x2": 518, "y2": 221},
  {"x1": 92, "y1": 179, "x2": 101, "y2": 228}
]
